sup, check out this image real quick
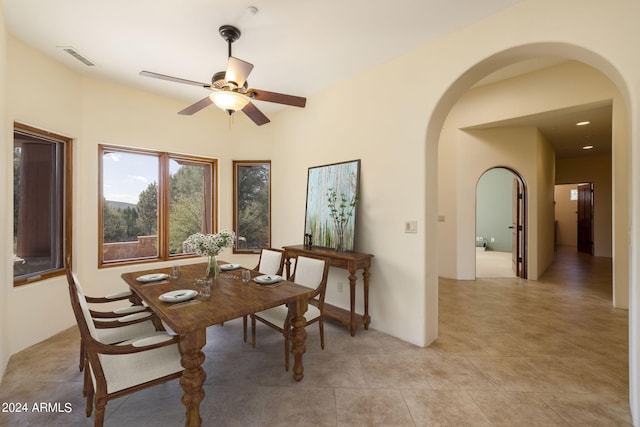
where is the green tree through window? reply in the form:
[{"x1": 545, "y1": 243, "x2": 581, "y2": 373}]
[
  {"x1": 169, "y1": 160, "x2": 209, "y2": 255},
  {"x1": 99, "y1": 145, "x2": 216, "y2": 266},
  {"x1": 233, "y1": 161, "x2": 270, "y2": 253}
]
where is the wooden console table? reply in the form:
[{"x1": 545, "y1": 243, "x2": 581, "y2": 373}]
[{"x1": 283, "y1": 245, "x2": 373, "y2": 336}]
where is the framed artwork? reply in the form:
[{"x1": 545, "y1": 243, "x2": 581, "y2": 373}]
[{"x1": 305, "y1": 159, "x2": 360, "y2": 251}]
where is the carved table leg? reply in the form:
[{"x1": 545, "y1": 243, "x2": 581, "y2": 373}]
[
  {"x1": 179, "y1": 328, "x2": 207, "y2": 427},
  {"x1": 288, "y1": 297, "x2": 308, "y2": 382},
  {"x1": 363, "y1": 265, "x2": 371, "y2": 330},
  {"x1": 348, "y1": 267, "x2": 358, "y2": 337}
]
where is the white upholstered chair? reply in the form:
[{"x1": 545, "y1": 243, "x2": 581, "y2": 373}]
[
  {"x1": 242, "y1": 248, "x2": 286, "y2": 341},
  {"x1": 67, "y1": 268, "x2": 183, "y2": 427},
  {"x1": 71, "y1": 271, "x2": 156, "y2": 372},
  {"x1": 251, "y1": 255, "x2": 330, "y2": 371},
  {"x1": 254, "y1": 248, "x2": 285, "y2": 276}
]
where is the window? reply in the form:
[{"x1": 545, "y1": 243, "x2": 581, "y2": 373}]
[
  {"x1": 13, "y1": 123, "x2": 72, "y2": 285},
  {"x1": 99, "y1": 145, "x2": 216, "y2": 266},
  {"x1": 570, "y1": 188, "x2": 578, "y2": 201},
  {"x1": 233, "y1": 160, "x2": 271, "y2": 253}
]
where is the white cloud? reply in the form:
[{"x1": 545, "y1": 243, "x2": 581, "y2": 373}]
[
  {"x1": 104, "y1": 152, "x2": 121, "y2": 162},
  {"x1": 128, "y1": 175, "x2": 149, "y2": 183}
]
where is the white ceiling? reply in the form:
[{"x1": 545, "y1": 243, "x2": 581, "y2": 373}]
[
  {"x1": 2, "y1": 0, "x2": 526, "y2": 107},
  {"x1": 2, "y1": 0, "x2": 611, "y2": 157}
]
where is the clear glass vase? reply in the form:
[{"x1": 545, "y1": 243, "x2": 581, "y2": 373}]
[
  {"x1": 206, "y1": 255, "x2": 220, "y2": 279},
  {"x1": 334, "y1": 229, "x2": 346, "y2": 253}
]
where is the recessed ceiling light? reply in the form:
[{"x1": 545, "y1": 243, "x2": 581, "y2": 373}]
[
  {"x1": 582, "y1": 145, "x2": 594, "y2": 150},
  {"x1": 576, "y1": 121, "x2": 590, "y2": 126}
]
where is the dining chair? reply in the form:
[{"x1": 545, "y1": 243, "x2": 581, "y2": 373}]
[
  {"x1": 70, "y1": 270, "x2": 156, "y2": 372},
  {"x1": 253, "y1": 248, "x2": 285, "y2": 276},
  {"x1": 65, "y1": 264, "x2": 166, "y2": 402},
  {"x1": 64, "y1": 257, "x2": 153, "y2": 371},
  {"x1": 242, "y1": 248, "x2": 286, "y2": 342},
  {"x1": 67, "y1": 269, "x2": 183, "y2": 427},
  {"x1": 250, "y1": 255, "x2": 330, "y2": 371}
]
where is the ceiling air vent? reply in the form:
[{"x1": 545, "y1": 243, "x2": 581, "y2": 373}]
[{"x1": 58, "y1": 46, "x2": 95, "y2": 66}]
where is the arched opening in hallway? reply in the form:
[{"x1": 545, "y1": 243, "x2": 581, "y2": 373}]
[
  {"x1": 435, "y1": 58, "x2": 624, "y2": 291},
  {"x1": 426, "y1": 43, "x2": 632, "y2": 421},
  {"x1": 475, "y1": 167, "x2": 526, "y2": 279}
]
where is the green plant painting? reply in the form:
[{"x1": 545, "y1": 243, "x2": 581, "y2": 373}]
[{"x1": 305, "y1": 160, "x2": 360, "y2": 251}]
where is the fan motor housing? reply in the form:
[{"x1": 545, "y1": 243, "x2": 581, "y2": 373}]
[
  {"x1": 219, "y1": 25, "x2": 241, "y2": 43},
  {"x1": 212, "y1": 71, "x2": 227, "y2": 88},
  {"x1": 212, "y1": 70, "x2": 248, "y2": 91}
]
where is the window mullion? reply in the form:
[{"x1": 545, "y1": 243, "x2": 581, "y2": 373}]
[{"x1": 159, "y1": 153, "x2": 170, "y2": 260}]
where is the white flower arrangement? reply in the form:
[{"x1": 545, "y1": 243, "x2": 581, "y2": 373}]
[{"x1": 185, "y1": 229, "x2": 236, "y2": 257}]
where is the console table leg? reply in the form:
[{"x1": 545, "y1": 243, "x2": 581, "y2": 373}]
[
  {"x1": 363, "y1": 267, "x2": 371, "y2": 330},
  {"x1": 348, "y1": 269, "x2": 357, "y2": 337}
]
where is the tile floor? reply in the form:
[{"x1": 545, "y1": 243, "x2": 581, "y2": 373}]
[
  {"x1": 476, "y1": 250, "x2": 517, "y2": 278},
  {"x1": 0, "y1": 246, "x2": 632, "y2": 426}
]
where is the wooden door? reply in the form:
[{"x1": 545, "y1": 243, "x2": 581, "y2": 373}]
[
  {"x1": 511, "y1": 178, "x2": 524, "y2": 277},
  {"x1": 577, "y1": 183, "x2": 593, "y2": 255}
]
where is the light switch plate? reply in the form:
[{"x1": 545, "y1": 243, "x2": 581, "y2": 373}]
[{"x1": 405, "y1": 220, "x2": 418, "y2": 233}]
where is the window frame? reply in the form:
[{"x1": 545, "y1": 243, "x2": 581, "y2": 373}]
[
  {"x1": 13, "y1": 122, "x2": 73, "y2": 286},
  {"x1": 232, "y1": 160, "x2": 272, "y2": 254},
  {"x1": 98, "y1": 144, "x2": 217, "y2": 268}
]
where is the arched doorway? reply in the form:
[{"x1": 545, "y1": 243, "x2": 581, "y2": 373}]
[
  {"x1": 475, "y1": 167, "x2": 526, "y2": 279},
  {"x1": 425, "y1": 43, "x2": 633, "y2": 420},
  {"x1": 434, "y1": 56, "x2": 625, "y2": 285}
]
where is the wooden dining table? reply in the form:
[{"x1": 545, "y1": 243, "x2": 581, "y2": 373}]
[{"x1": 121, "y1": 261, "x2": 314, "y2": 427}]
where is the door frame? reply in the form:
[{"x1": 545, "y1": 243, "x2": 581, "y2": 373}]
[
  {"x1": 475, "y1": 167, "x2": 527, "y2": 278},
  {"x1": 512, "y1": 172, "x2": 527, "y2": 278}
]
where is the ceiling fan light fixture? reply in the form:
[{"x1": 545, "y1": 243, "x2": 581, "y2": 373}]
[{"x1": 209, "y1": 91, "x2": 249, "y2": 114}]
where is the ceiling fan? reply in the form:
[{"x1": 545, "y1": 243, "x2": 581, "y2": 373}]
[{"x1": 140, "y1": 25, "x2": 306, "y2": 126}]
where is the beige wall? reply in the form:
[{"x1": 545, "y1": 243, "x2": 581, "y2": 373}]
[
  {"x1": 2, "y1": 0, "x2": 640, "y2": 421},
  {"x1": 611, "y1": 98, "x2": 630, "y2": 308},
  {"x1": 0, "y1": 4, "x2": 8, "y2": 380},
  {"x1": 438, "y1": 125, "x2": 554, "y2": 280},
  {"x1": 536, "y1": 130, "x2": 557, "y2": 275}
]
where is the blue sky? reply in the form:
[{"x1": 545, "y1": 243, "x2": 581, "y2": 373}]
[{"x1": 103, "y1": 151, "x2": 186, "y2": 204}]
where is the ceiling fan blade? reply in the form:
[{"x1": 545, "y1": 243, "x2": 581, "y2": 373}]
[
  {"x1": 140, "y1": 71, "x2": 211, "y2": 89},
  {"x1": 242, "y1": 102, "x2": 270, "y2": 126},
  {"x1": 178, "y1": 96, "x2": 213, "y2": 115},
  {"x1": 249, "y1": 89, "x2": 306, "y2": 108},
  {"x1": 225, "y1": 57, "x2": 254, "y2": 88}
]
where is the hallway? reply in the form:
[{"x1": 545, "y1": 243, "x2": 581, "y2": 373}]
[
  {"x1": 439, "y1": 246, "x2": 629, "y2": 425},
  {"x1": 0, "y1": 247, "x2": 631, "y2": 426}
]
